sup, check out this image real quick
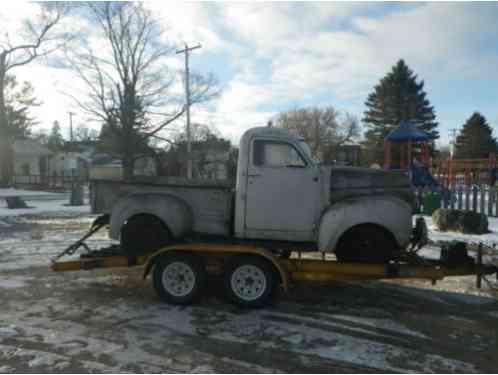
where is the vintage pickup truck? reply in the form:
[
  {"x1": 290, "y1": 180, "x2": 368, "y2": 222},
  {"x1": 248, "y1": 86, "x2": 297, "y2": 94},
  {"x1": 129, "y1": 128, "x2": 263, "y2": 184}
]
[{"x1": 91, "y1": 126, "x2": 414, "y2": 263}]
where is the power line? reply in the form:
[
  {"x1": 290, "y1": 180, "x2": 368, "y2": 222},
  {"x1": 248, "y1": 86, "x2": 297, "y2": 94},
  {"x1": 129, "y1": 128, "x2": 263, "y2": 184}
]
[{"x1": 176, "y1": 42, "x2": 201, "y2": 179}]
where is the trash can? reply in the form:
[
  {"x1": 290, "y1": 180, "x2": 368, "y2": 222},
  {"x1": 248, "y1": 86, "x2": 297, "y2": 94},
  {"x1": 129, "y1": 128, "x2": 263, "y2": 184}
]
[{"x1": 423, "y1": 192, "x2": 441, "y2": 215}]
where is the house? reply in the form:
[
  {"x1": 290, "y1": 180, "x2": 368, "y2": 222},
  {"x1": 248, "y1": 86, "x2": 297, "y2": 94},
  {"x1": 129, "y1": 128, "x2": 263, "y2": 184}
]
[
  {"x1": 12, "y1": 139, "x2": 52, "y2": 184},
  {"x1": 334, "y1": 141, "x2": 362, "y2": 166},
  {"x1": 89, "y1": 155, "x2": 157, "y2": 180},
  {"x1": 49, "y1": 140, "x2": 99, "y2": 179}
]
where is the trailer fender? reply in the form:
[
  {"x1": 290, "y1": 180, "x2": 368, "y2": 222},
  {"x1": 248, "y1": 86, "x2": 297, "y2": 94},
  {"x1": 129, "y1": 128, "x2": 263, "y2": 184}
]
[
  {"x1": 109, "y1": 193, "x2": 193, "y2": 241},
  {"x1": 318, "y1": 195, "x2": 412, "y2": 252},
  {"x1": 142, "y1": 243, "x2": 290, "y2": 292}
]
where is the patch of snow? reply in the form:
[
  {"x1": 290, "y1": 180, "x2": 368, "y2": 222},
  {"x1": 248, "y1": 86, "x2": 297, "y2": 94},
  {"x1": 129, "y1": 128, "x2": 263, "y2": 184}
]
[
  {"x1": 0, "y1": 343, "x2": 71, "y2": 371},
  {"x1": 419, "y1": 215, "x2": 498, "y2": 248},
  {"x1": 328, "y1": 314, "x2": 428, "y2": 339},
  {"x1": 0, "y1": 276, "x2": 32, "y2": 289},
  {"x1": 0, "y1": 199, "x2": 90, "y2": 217},
  {"x1": 0, "y1": 188, "x2": 59, "y2": 198},
  {"x1": 0, "y1": 325, "x2": 18, "y2": 338}
]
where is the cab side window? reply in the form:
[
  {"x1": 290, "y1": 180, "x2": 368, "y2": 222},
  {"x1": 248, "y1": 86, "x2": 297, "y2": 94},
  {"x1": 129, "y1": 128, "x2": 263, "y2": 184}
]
[{"x1": 253, "y1": 140, "x2": 306, "y2": 167}]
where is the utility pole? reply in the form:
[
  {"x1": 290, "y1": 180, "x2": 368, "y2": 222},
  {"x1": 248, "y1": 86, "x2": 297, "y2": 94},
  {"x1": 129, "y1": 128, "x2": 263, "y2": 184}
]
[
  {"x1": 176, "y1": 42, "x2": 201, "y2": 179},
  {"x1": 68, "y1": 111, "x2": 75, "y2": 142},
  {"x1": 449, "y1": 128, "x2": 458, "y2": 156}
]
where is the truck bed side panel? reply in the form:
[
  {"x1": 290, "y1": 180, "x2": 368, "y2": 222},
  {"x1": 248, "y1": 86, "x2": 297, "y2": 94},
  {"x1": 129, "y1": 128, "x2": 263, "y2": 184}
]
[{"x1": 91, "y1": 179, "x2": 233, "y2": 237}]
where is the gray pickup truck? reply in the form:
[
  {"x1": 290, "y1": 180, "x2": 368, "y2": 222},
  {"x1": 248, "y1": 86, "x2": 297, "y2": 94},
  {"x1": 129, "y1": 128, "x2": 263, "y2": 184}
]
[{"x1": 91, "y1": 126, "x2": 414, "y2": 263}]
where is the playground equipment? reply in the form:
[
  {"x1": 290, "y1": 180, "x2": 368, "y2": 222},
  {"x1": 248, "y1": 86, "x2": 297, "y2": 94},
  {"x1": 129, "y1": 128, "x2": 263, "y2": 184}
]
[
  {"x1": 383, "y1": 120, "x2": 431, "y2": 171},
  {"x1": 384, "y1": 121, "x2": 438, "y2": 188},
  {"x1": 435, "y1": 154, "x2": 497, "y2": 188}
]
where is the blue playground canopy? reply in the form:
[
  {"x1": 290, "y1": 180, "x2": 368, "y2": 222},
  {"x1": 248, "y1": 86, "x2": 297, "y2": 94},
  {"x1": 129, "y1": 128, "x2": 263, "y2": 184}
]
[{"x1": 386, "y1": 121, "x2": 431, "y2": 142}]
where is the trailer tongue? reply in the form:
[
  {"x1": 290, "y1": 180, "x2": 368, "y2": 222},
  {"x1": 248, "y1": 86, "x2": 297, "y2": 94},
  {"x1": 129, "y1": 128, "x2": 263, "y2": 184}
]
[{"x1": 50, "y1": 216, "x2": 498, "y2": 308}]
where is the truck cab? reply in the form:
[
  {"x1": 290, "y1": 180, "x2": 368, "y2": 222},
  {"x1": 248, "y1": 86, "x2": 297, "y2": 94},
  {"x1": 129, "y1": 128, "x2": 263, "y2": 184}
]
[{"x1": 234, "y1": 127, "x2": 323, "y2": 243}]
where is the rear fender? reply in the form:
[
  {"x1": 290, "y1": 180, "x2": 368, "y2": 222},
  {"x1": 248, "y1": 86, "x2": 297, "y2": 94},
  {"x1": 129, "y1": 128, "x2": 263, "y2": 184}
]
[
  {"x1": 109, "y1": 193, "x2": 193, "y2": 240},
  {"x1": 318, "y1": 196, "x2": 412, "y2": 252}
]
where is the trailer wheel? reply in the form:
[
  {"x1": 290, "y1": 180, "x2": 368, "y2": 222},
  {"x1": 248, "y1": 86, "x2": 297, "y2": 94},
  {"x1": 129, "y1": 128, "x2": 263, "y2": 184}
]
[
  {"x1": 224, "y1": 256, "x2": 276, "y2": 308},
  {"x1": 153, "y1": 253, "x2": 205, "y2": 305},
  {"x1": 335, "y1": 224, "x2": 398, "y2": 263}
]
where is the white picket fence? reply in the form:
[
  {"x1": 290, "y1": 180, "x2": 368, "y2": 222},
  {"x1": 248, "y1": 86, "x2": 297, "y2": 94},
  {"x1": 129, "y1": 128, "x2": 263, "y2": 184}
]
[{"x1": 415, "y1": 185, "x2": 498, "y2": 217}]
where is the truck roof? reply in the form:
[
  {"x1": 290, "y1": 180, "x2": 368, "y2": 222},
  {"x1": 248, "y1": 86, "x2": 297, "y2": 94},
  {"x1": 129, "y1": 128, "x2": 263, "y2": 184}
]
[{"x1": 241, "y1": 126, "x2": 297, "y2": 141}]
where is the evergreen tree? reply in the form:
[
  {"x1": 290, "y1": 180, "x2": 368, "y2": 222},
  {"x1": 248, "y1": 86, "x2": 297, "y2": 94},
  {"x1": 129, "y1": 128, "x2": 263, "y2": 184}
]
[
  {"x1": 454, "y1": 112, "x2": 496, "y2": 159},
  {"x1": 3, "y1": 75, "x2": 39, "y2": 139},
  {"x1": 363, "y1": 59, "x2": 438, "y2": 163},
  {"x1": 47, "y1": 121, "x2": 65, "y2": 152}
]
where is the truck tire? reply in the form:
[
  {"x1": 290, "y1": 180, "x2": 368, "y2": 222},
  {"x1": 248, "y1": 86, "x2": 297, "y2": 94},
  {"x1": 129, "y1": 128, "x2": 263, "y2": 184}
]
[
  {"x1": 153, "y1": 252, "x2": 206, "y2": 305},
  {"x1": 121, "y1": 214, "x2": 171, "y2": 256},
  {"x1": 335, "y1": 224, "x2": 398, "y2": 264},
  {"x1": 223, "y1": 256, "x2": 276, "y2": 308}
]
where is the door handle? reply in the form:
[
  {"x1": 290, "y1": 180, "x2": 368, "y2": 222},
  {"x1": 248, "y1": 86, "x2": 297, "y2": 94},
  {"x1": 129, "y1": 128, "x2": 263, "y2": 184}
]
[{"x1": 247, "y1": 173, "x2": 261, "y2": 177}]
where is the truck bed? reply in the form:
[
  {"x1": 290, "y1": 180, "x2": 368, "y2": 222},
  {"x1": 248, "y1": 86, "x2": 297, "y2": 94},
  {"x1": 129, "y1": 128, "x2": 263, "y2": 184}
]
[{"x1": 90, "y1": 177, "x2": 235, "y2": 236}]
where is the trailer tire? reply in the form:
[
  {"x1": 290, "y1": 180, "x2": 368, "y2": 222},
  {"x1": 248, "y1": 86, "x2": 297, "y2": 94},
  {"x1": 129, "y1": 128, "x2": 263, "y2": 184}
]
[
  {"x1": 153, "y1": 252, "x2": 206, "y2": 305},
  {"x1": 223, "y1": 256, "x2": 276, "y2": 308}
]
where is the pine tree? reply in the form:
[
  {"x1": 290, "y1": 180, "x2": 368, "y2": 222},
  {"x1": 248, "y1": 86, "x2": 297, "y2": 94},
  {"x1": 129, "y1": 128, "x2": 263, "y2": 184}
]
[
  {"x1": 454, "y1": 112, "x2": 496, "y2": 159},
  {"x1": 363, "y1": 59, "x2": 438, "y2": 163},
  {"x1": 47, "y1": 121, "x2": 65, "y2": 152}
]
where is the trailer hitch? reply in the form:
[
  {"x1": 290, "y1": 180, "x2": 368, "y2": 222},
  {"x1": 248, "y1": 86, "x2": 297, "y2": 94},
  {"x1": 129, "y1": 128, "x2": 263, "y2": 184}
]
[{"x1": 51, "y1": 214, "x2": 110, "y2": 263}]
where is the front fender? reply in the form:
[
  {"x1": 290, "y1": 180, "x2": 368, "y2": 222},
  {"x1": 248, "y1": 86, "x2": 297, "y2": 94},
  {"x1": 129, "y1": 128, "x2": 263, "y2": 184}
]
[
  {"x1": 109, "y1": 193, "x2": 193, "y2": 240},
  {"x1": 318, "y1": 196, "x2": 412, "y2": 252}
]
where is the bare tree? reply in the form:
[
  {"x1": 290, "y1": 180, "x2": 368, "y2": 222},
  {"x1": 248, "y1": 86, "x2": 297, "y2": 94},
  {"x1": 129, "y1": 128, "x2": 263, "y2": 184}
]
[
  {"x1": 73, "y1": 124, "x2": 99, "y2": 142},
  {"x1": 0, "y1": 4, "x2": 69, "y2": 186},
  {"x1": 275, "y1": 106, "x2": 360, "y2": 162},
  {"x1": 67, "y1": 3, "x2": 218, "y2": 180}
]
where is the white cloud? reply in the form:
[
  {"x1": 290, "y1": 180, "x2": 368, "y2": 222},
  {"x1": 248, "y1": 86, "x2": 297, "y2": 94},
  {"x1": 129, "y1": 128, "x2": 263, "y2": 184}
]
[
  {"x1": 2, "y1": 2, "x2": 498, "y2": 146},
  {"x1": 145, "y1": 2, "x2": 226, "y2": 52}
]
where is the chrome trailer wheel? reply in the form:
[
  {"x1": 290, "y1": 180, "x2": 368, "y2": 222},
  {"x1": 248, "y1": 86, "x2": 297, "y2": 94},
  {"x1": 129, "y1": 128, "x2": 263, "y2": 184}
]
[
  {"x1": 153, "y1": 253, "x2": 205, "y2": 305},
  {"x1": 224, "y1": 256, "x2": 276, "y2": 308}
]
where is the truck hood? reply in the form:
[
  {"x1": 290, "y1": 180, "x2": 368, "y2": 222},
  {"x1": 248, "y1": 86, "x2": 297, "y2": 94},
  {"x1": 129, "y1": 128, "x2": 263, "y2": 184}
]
[{"x1": 326, "y1": 166, "x2": 414, "y2": 206}]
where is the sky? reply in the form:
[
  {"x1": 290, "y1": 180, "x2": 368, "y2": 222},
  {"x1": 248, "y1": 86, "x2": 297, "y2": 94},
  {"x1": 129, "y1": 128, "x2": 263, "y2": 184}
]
[{"x1": 3, "y1": 1, "x2": 498, "y2": 147}]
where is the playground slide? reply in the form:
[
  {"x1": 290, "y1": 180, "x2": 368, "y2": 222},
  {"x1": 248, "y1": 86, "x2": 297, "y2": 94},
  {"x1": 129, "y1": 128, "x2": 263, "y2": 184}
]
[{"x1": 410, "y1": 164, "x2": 439, "y2": 188}]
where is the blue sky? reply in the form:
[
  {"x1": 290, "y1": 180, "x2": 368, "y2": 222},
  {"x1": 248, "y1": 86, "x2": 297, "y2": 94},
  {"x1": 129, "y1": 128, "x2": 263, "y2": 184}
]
[{"x1": 6, "y1": 2, "x2": 498, "y2": 146}]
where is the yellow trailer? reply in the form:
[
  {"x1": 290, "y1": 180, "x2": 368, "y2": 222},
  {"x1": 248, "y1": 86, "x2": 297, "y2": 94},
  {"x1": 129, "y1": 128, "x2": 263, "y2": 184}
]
[{"x1": 52, "y1": 239, "x2": 498, "y2": 308}]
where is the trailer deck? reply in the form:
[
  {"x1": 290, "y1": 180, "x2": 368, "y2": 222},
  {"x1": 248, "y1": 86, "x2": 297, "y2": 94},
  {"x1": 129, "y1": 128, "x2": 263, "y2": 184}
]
[{"x1": 50, "y1": 224, "x2": 498, "y2": 307}]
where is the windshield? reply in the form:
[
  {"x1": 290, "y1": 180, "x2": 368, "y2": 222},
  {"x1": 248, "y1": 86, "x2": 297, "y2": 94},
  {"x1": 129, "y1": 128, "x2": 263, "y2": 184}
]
[{"x1": 298, "y1": 141, "x2": 317, "y2": 164}]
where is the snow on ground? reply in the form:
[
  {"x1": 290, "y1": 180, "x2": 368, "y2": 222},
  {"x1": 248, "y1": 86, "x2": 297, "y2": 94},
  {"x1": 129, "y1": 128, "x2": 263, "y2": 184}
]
[
  {"x1": 0, "y1": 212, "x2": 113, "y2": 271},
  {"x1": 420, "y1": 214, "x2": 498, "y2": 247},
  {"x1": 0, "y1": 199, "x2": 90, "y2": 217},
  {"x1": 0, "y1": 275, "x2": 32, "y2": 289},
  {"x1": 0, "y1": 188, "x2": 60, "y2": 198}
]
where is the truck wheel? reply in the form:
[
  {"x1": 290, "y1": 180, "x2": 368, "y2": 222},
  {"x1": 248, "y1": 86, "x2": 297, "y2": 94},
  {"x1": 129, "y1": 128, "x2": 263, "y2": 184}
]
[
  {"x1": 223, "y1": 256, "x2": 276, "y2": 308},
  {"x1": 153, "y1": 252, "x2": 206, "y2": 305},
  {"x1": 121, "y1": 214, "x2": 170, "y2": 256},
  {"x1": 335, "y1": 225, "x2": 398, "y2": 264}
]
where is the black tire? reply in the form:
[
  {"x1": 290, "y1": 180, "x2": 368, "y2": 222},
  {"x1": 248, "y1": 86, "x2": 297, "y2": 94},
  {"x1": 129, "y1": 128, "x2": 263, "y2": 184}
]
[
  {"x1": 335, "y1": 225, "x2": 398, "y2": 264},
  {"x1": 121, "y1": 214, "x2": 171, "y2": 256},
  {"x1": 223, "y1": 256, "x2": 276, "y2": 308},
  {"x1": 153, "y1": 252, "x2": 206, "y2": 305}
]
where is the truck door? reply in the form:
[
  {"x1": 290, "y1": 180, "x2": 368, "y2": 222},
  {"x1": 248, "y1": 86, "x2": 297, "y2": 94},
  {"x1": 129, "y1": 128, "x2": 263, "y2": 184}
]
[{"x1": 244, "y1": 138, "x2": 319, "y2": 241}]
